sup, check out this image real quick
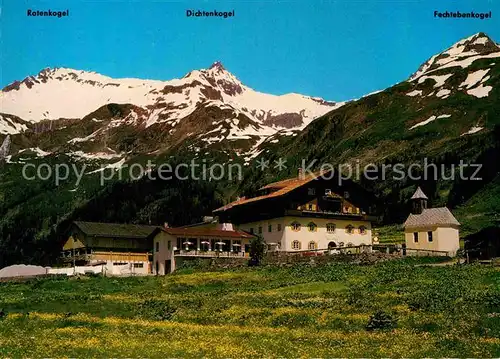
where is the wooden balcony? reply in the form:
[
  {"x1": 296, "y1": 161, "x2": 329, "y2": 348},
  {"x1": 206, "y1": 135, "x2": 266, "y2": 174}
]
[
  {"x1": 285, "y1": 209, "x2": 376, "y2": 221},
  {"x1": 174, "y1": 249, "x2": 248, "y2": 258},
  {"x1": 61, "y1": 250, "x2": 150, "y2": 263}
]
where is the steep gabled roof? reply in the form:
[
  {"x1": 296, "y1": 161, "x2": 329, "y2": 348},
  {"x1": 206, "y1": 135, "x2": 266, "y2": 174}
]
[
  {"x1": 404, "y1": 207, "x2": 460, "y2": 229},
  {"x1": 411, "y1": 187, "x2": 428, "y2": 200},
  {"x1": 73, "y1": 221, "x2": 158, "y2": 239},
  {"x1": 213, "y1": 172, "x2": 324, "y2": 213},
  {"x1": 260, "y1": 177, "x2": 302, "y2": 190}
]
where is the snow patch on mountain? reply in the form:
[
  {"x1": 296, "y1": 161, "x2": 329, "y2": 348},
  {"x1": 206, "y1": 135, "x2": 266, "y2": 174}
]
[
  {"x1": 88, "y1": 158, "x2": 126, "y2": 174},
  {"x1": 410, "y1": 33, "x2": 500, "y2": 81},
  {"x1": 0, "y1": 115, "x2": 28, "y2": 134},
  {"x1": 417, "y1": 73, "x2": 453, "y2": 88},
  {"x1": 435, "y1": 52, "x2": 500, "y2": 73},
  {"x1": 18, "y1": 147, "x2": 51, "y2": 157},
  {"x1": 467, "y1": 84, "x2": 493, "y2": 98},
  {"x1": 461, "y1": 126, "x2": 484, "y2": 136},
  {"x1": 459, "y1": 69, "x2": 490, "y2": 89},
  {"x1": 68, "y1": 129, "x2": 102, "y2": 144},
  {"x1": 410, "y1": 114, "x2": 451, "y2": 130},
  {"x1": 406, "y1": 90, "x2": 422, "y2": 97},
  {"x1": 69, "y1": 151, "x2": 122, "y2": 161},
  {"x1": 436, "y1": 89, "x2": 451, "y2": 98}
]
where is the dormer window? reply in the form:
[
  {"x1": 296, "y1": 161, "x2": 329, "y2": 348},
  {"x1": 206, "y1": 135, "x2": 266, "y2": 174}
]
[
  {"x1": 326, "y1": 223, "x2": 336, "y2": 233},
  {"x1": 307, "y1": 222, "x2": 317, "y2": 232},
  {"x1": 290, "y1": 222, "x2": 301, "y2": 232},
  {"x1": 346, "y1": 225, "x2": 354, "y2": 234}
]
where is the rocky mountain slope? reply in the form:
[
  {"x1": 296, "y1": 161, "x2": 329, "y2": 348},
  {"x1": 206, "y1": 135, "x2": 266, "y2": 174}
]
[
  {"x1": 262, "y1": 32, "x2": 499, "y2": 159},
  {"x1": 1, "y1": 62, "x2": 340, "y2": 163}
]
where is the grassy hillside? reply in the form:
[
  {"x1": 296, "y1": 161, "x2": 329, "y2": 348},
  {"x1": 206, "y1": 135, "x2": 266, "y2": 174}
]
[
  {"x1": 454, "y1": 174, "x2": 500, "y2": 236},
  {"x1": 0, "y1": 260, "x2": 499, "y2": 357}
]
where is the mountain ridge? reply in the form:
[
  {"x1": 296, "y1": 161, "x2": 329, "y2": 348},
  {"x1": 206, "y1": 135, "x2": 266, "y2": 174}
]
[
  {"x1": 409, "y1": 32, "x2": 500, "y2": 81},
  {"x1": 2, "y1": 32, "x2": 499, "y2": 163},
  {"x1": 0, "y1": 61, "x2": 339, "y2": 127}
]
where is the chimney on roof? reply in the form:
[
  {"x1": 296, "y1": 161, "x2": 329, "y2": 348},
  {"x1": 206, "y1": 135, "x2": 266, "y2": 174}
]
[
  {"x1": 164, "y1": 222, "x2": 169, "y2": 229},
  {"x1": 298, "y1": 167, "x2": 304, "y2": 179},
  {"x1": 218, "y1": 223, "x2": 234, "y2": 231}
]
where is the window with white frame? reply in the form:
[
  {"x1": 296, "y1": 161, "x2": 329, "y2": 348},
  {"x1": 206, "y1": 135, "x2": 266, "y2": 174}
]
[
  {"x1": 308, "y1": 241, "x2": 317, "y2": 250},
  {"x1": 292, "y1": 240, "x2": 301, "y2": 250}
]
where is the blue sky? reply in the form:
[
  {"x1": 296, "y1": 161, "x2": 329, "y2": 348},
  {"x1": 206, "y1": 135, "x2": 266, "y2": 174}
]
[{"x1": 1, "y1": 0, "x2": 499, "y2": 101}]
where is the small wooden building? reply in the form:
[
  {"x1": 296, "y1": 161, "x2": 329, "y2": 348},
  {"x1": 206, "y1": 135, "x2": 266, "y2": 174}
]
[
  {"x1": 152, "y1": 225, "x2": 255, "y2": 274},
  {"x1": 62, "y1": 221, "x2": 158, "y2": 274},
  {"x1": 404, "y1": 187, "x2": 460, "y2": 256}
]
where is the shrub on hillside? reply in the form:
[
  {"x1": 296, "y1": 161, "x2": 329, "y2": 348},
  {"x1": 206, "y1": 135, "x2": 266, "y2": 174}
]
[
  {"x1": 249, "y1": 235, "x2": 266, "y2": 266},
  {"x1": 366, "y1": 311, "x2": 396, "y2": 331}
]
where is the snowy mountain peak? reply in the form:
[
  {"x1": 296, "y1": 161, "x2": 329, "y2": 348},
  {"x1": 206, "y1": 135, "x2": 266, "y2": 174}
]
[
  {"x1": 452, "y1": 32, "x2": 499, "y2": 54},
  {"x1": 209, "y1": 61, "x2": 225, "y2": 71},
  {"x1": 0, "y1": 62, "x2": 339, "y2": 137},
  {"x1": 409, "y1": 32, "x2": 500, "y2": 81}
]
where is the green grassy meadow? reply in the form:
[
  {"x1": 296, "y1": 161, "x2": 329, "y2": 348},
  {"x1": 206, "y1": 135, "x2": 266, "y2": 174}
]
[{"x1": 0, "y1": 259, "x2": 499, "y2": 357}]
